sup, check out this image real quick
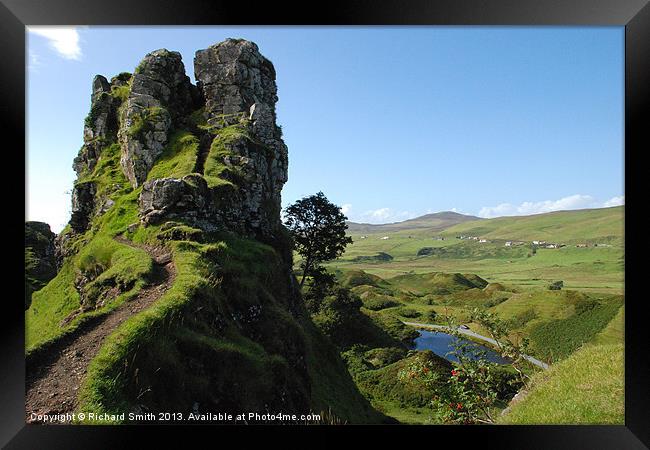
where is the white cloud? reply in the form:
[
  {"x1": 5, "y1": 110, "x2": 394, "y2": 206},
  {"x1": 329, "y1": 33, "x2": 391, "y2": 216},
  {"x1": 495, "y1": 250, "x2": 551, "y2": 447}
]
[
  {"x1": 28, "y1": 51, "x2": 41, "y2": 71},
  {"x1": 451, "y1": 207, "x2": 473, "y2": 216},
  {"x1": 351, "y1": 207, "x2": 415, "y2": 224},
  {"x1": 603, "y1": 195, "x2": 624, "y2": 208},
  {"x1": 28, "y1": 26, "x2": 82, "y2": 60},
  {"x1": 478, "y1": 194, "x2": 624, "y2": 218},
  {"x1": 341, "y1": 203, "x2": 352, "y2": 215}
]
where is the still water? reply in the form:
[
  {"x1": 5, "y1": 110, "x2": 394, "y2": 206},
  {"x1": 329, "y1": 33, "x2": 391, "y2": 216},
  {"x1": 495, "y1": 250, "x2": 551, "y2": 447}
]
[{"x1": 413, "y1": 330, "x2": 511, "y2": 365}]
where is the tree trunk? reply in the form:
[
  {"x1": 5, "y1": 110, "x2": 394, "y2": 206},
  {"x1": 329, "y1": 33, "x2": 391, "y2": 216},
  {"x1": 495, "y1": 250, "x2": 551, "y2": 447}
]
[{"x1": 299, "y1": 259, "x2": 311, "y2": 289}]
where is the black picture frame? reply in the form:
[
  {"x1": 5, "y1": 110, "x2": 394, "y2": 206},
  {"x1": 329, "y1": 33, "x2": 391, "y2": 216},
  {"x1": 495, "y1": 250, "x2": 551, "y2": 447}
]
[{"x1": 4, "y1": 0, "x2": 648, "y2": 447}]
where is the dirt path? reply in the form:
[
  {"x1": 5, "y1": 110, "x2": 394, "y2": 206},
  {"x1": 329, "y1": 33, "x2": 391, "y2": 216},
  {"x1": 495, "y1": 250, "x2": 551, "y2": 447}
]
[{"x1": 25, "y1": 236, "x2": 175, "y2": 423}]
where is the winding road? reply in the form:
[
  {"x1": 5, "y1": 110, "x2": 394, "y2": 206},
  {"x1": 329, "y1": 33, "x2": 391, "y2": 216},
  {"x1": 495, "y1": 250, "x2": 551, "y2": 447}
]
[{"x1": 402, "y1": 321, "x2": 550, "y2": 370}]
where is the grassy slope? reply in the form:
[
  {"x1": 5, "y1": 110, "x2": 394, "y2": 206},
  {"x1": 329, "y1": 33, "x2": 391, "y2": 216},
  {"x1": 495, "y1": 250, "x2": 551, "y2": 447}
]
[
  {"x1": 26, "y1": 143, "x2": 154, "y2": 352},
  {"x1": 329, "y1": 207, "x2": 624, "y2": 294},
  {"x1": 77, "y1": 230, "x2": 382, "y2": 423},
  {"x1": 498, "y1": 343, "x2": 624, "y2": 424},
  {"x1": 442, "y1": 206, "x2": 623, "y2": 244},
  {"x1": 330, "y1": 267, "x2": 624, "y2": 365},
  {"x1": 593, "y1": 305, "x2": 624, "y2": 345}
]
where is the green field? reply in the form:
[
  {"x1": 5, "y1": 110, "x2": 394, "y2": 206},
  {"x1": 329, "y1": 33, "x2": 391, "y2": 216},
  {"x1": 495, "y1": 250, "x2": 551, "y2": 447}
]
[{"x1": 327, "y1": 206, "x2": 624, "y2": 294}]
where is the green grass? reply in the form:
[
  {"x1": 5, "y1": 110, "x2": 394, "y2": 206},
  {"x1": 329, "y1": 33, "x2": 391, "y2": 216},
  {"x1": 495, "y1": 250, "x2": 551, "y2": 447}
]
[
  {"x1": 26, "y1": 237, "x2": 154, "y2": 352},
  {"x1": 593, "y1": 305, "x2": 624, "y2": 345},
  {"x1": 341, "y1": 349, "x2": 452, "y2": 424},
  {"x1": 443, "y1": 207, "x2": 623, "y2": 244},
  {"x1": 146, "y1": 130, "x2": 200, "y2": 180},
  {"x1": 127, "y1": 106, "x2": 166, "y2": 139},
  {"x1": 388, "y1": 272, "x2": 487, "y2": 295},
  {"x1": 527, "y1": 298, "x2": 623, "y2": 362},
  {"x1": 498, "y1": 343, "x2": 624, "y2": 424},
  {"x1": 75, "y1": 233, "x2": 384, "y2": 423},
  {"x1": 329, "y1": 206, "x2": 624, "y2": 295},
  {"x1": 25, "y1": 135, "x2": 150, "y2": 352},
  {"x1": 77, "y1": 142, "x2": 132, "y2": 201},
  {"x1": 110, "y1": 84, "x2": 130, "y2": 103},
  {"x1": 203, "y1": 122, "x2": 252, "y2": 188},
  {"x1": 76, "y1": 240, "x2": 213, "y2": 419}
]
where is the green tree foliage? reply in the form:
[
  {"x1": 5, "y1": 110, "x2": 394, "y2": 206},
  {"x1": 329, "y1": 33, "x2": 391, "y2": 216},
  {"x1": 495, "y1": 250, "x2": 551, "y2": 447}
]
[
  {"x1": 284, "y1": 191, "x2": 352, "y2": 287},
  {"x1": 399, "y1": 311, "x2": 527, "y2": 424}
]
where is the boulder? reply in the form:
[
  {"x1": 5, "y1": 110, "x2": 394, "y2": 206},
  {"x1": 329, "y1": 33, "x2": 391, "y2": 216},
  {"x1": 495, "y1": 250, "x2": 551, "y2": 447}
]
[{"x1": 139, "y1": 175, "x2": 211, "y2": 226}]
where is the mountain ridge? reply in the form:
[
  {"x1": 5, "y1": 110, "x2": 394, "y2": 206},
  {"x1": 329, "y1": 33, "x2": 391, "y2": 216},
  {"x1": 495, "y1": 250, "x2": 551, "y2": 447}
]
[
  {"x1": 346, "y1": 206, "x2": 623, "y2": 241},
  {"x1": 347, "y1": 211, "x2": 481, "y2": 233}
]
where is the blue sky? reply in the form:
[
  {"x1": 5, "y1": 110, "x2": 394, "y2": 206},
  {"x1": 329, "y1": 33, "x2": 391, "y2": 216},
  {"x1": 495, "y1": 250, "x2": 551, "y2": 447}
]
[{"x1": 27, "y1": 26, "x2": 624, "y2": 232}]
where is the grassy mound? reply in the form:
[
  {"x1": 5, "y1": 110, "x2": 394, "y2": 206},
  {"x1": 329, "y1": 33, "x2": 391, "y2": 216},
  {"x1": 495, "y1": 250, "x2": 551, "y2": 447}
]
[
  {"x1": 337, "y1": 269, "x2": 390, "y2": 289},
  {"x1": 498, "y1": 344, "x2": 624, "y2": 424},
  {"x1": 73, "y1": 230, "x2": 384, "y2": 423},
  {"x1": 352, "y1": 252, "x2": 394, "y2": 263},
  {"x1": 388, "y1": 272, "x2": 488, "y2": 295},
  {"x1": 362, "y1": 296, "x2": 403, "y2": 311}
]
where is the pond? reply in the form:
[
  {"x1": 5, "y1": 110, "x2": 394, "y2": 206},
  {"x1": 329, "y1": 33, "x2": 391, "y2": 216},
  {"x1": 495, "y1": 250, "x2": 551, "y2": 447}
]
[{"x1": 412, "y1": 330, "x2": 511, "y2": 365}]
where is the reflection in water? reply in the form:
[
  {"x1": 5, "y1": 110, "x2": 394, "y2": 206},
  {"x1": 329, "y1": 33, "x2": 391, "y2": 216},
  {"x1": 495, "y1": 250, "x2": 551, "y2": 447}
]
[{"x1": 412, "y1": 330, "x2": 511, "y2": 365}]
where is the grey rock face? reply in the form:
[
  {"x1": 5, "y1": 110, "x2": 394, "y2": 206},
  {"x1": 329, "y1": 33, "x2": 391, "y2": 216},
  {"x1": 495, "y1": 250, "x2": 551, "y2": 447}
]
[
  {"x1": 69, "y1": 181, "x2": 96, "y2": 232},
  {"x1": 187, "y1": 38, "x2": 288, "y2": 237},
  {"x1": 25, "y1": 221, "x2": 57, "y2": 278},
  {"x1": 119, "y1": 49, "x2": 196, "y2": 187},
  {"x1": 73, "y1": 75, "x2": 122, "y2": 175},
  {"x1": 139, "y1": 175, "x2": 212, "y2": 226},
  {"x1": 25, "y1": 221, "x2": 58, "y2": 309},
  {"x1": 194, "y1": 39, "x2": 277, "y2": 121}
]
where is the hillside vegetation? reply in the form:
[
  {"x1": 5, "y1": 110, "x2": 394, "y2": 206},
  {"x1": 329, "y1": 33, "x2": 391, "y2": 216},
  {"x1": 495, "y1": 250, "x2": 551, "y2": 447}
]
[
  {"x1": 329, "y1": 206, "x2": 623, "y2": 295},
  {"x1": 498, "y1": 343, "x2": 624, "y2": 424},
  {"x1": 442, "y1": 207, "x2": 623, "y2": 244}
]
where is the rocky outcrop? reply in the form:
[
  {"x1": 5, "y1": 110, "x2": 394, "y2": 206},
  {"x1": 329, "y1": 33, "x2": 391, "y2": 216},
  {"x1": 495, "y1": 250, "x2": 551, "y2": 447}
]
[
  {"x1": 194, "y1": 39, "x2": 276, "y2": 121},
  {"x1": 69, "y1": 181, "x2": 96, "y2": 232},
  {"x1": 139, "y1": 39, "x2": 288, "y2": 238},
  {"x1": 66, "y1": 39, "x2": 289, "y2": 242},
  {"x1": 72, "y1": 75, "x2": 123, "y2": 175},
  {"x1": 25, "y1": 221, "x2": 57, "y2": 309},
  {"x1": 119, "y1": 50, "x2": 198, "y2": 187}
]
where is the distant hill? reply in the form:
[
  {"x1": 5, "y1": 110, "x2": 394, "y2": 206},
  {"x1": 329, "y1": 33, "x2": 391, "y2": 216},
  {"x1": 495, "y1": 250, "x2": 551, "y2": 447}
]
[
  {"x1": 441, "y1": 206, "x2": 624, "y2": 243},
  {"x1": 347, "y1": 211, "x2": 481, "y2": 234}
]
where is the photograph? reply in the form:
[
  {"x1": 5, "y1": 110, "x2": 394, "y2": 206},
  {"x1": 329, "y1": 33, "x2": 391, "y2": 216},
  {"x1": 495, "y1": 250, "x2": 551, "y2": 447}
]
[
  {"x1": 23, "y1": 25, "x2": 625, "y2": 426},
  {"x1": 2, "y1": 0, "x2": 648, "y2": 446}
]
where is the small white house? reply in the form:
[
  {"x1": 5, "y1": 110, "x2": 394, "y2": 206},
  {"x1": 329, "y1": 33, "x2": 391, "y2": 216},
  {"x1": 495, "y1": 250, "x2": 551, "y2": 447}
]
[
  {"x1": 479, "y1": 239, "x2": 488, "y2": 243},
  {"x1": 380, "y1": 236, "x2": 389, "y2": 240},
  {"x1": 505, "y1": 241, "x2": 512, "y2": 247}
]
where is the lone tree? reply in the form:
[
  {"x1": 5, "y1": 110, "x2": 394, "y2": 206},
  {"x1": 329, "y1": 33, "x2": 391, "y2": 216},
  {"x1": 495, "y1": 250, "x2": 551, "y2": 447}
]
[{"x1": 284, "y1": 191, "x2": 352, "y2": 288}]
